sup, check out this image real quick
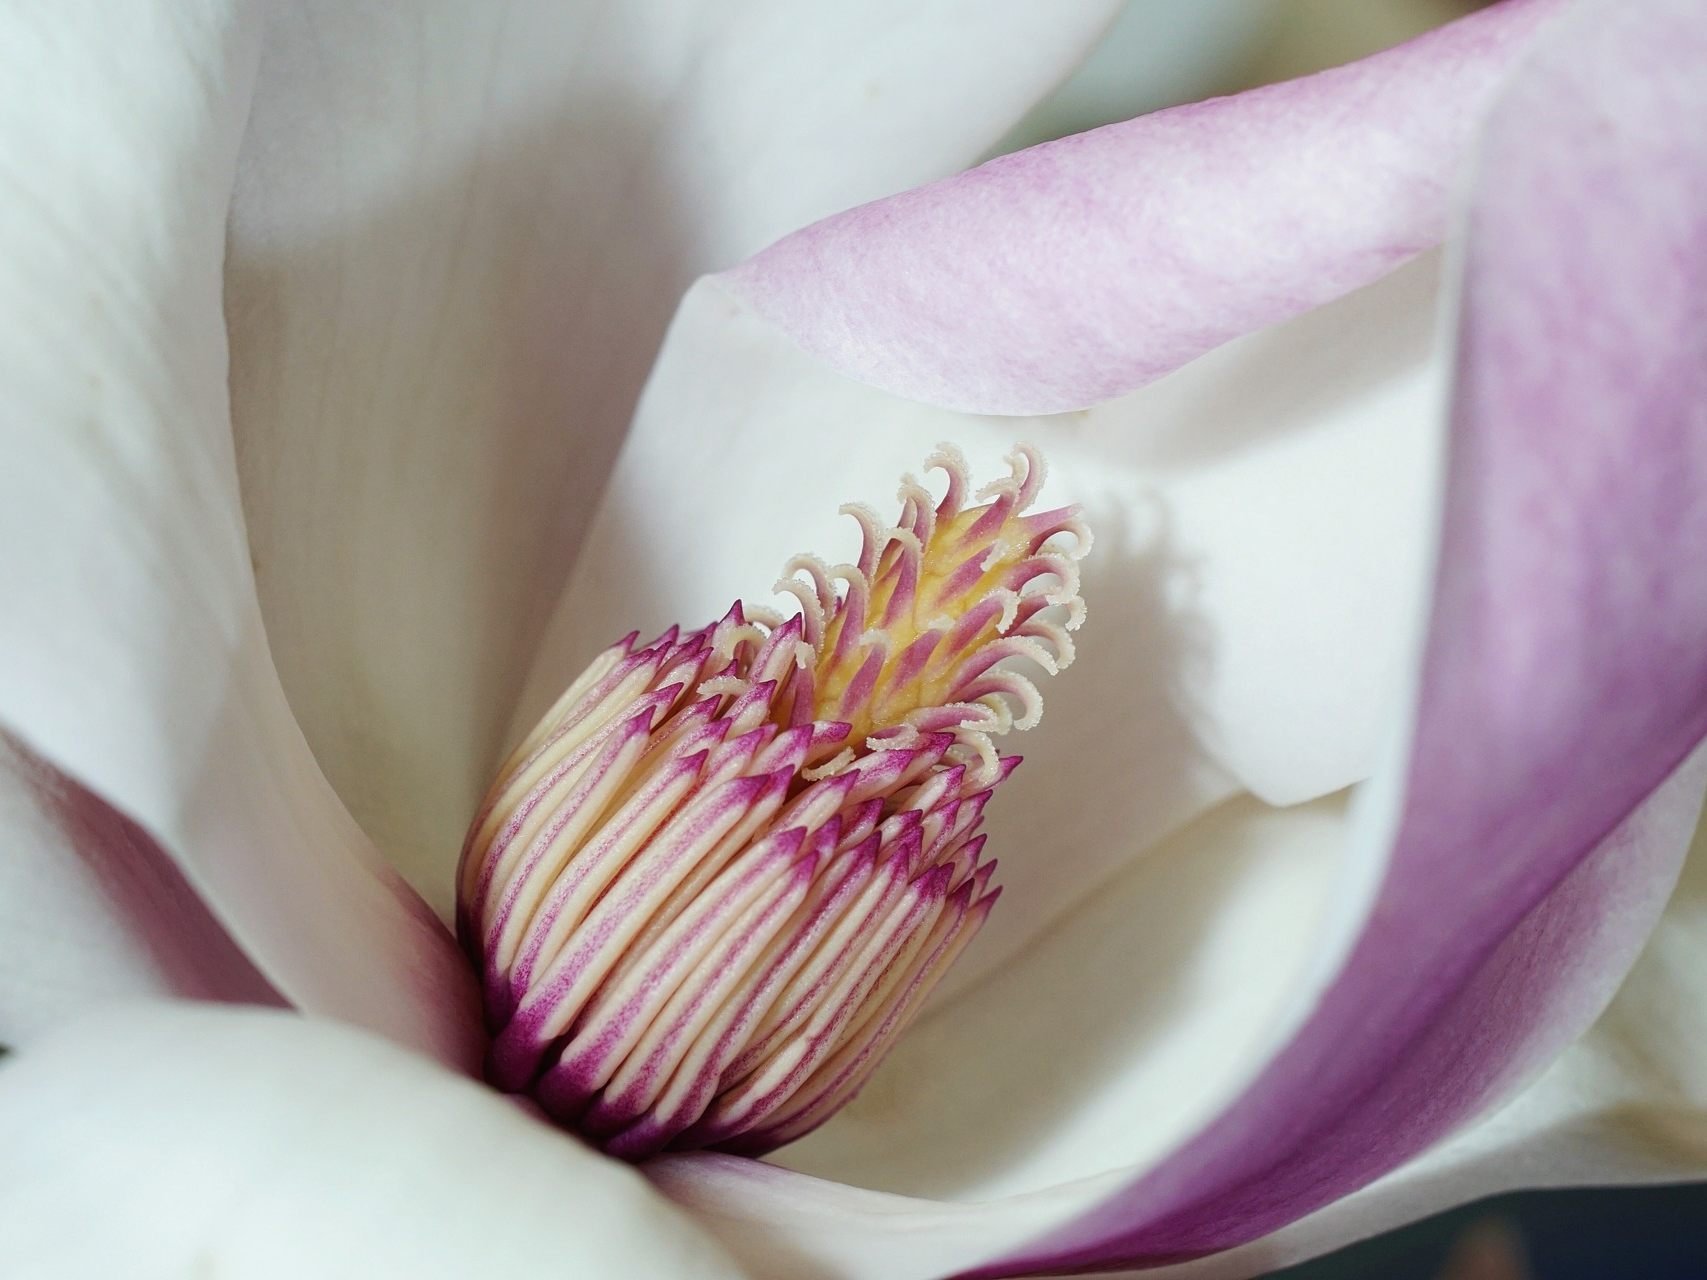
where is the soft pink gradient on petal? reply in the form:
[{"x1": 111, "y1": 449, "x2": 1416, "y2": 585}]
[
  {"x1": 981, "y1": 0, "x2": 1707, "y2": 1270},
  {"x1": 1193, "y1": 808, "x2": 1707, "y2": 1280},
  {"x1": 644, "y1": 748, "x2": 1704, "y2": 1280},
  {"x1": 641, "y1": 2, "x2": 1707, "y2": 1276},
  {"x1": 978, "y1": 757, "x2": 1707, "y2": 1276},
  {"x1": 721, "y1": 0, "x2": 1561, "y2": 415},
  {"x1": 1, "y1": 738, "x2": 282, "y2": 1041}
]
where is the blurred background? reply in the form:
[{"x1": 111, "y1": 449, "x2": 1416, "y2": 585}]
[
  {"x1": 1273, "y1": 1186, "x2": 1707, "y2": 1278},
  {"x1": 997, "y1": 4, "x2": 1707, "y2": 1278},
  {"x1": 993, "y1": 0, "x2": 1494, "y2": 155}
]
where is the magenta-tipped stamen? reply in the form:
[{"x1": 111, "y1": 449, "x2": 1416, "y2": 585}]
[{"x1": 457, "y1": 444, "x2": 1088, "y2": 1156}]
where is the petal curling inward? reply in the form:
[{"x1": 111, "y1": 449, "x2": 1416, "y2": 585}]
[
  {"x1": 226, "y1": 0, "x2": 1121, "y2": 920},
  {"x1": 1251, "y1": 778, "x2": 1707, "y2": 1278},
  {"x1": 613, "y1": 1, "x2": 1707, "y2": 1276},
  {"x1": 0, "y1": 738, "x2": 281, "y2": 1043},
  {"x1": 0, "y1": 0, "x2": 480, "y2": 1069},
  {"x1": 459, "y1": 449, "x2": 1088, "y2": 1158},
  {"x1": 979, "y1": 0, "x2": 1707, "y2": 1271},
  {"x1": 721, "y1": 0, "x2": 1563, "y2": 415},
  {"x1": 524, "y1": 250, "x2": 1446, "y2": 1017}
]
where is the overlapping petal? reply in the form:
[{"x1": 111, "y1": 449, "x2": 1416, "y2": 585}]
[
  {"x1": 1, "y1": 0, "x2": 1127, "y2": 1065},
  {"x1": 987, "y1": 762, "x2": 1707, "y2": 1275},
  {"x1": 1119, "y1": 802, "x2": 1707, "y2": 1279},
  {"x1": 608, "y1": 0, "x2": 1707, "y2": 1275},
  {"x1": 0, "y1": 1004, "x2": 745, "y2": 1279},
  {"x1": 522, "y1": 238, "x2": 1442, "y2": 1010},
  {"x1": 4, "y1": 2, "x2": 1698, "y2": 1279},
  {"x1": 0, "y1": 739, "x2": 280, "y2": 1042},
  {"x1": 519, "y1": 203, "x2": 1451, "y2": 1271},
  {"x1": 990, "y1": 0, "x2": 1707, "y2": 1267},
  {"x1": 0, "y1": 1, "x2": 479, "y2": 1066},
  {"x1": 719, "y1": 0, "x2": 1561, "y2": 415},
  {"x1": 226, "y1": 0, "x2": 1123, "y2": 917}
]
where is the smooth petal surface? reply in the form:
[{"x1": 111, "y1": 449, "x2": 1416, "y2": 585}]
[
  {"x1": 776, "y1": 791, "x2": 1356, "y2": 1200},
  {"x1": 0, "y1": 3, "x2": 478, "y2": 1064},
  {"x1": 1099, "y1": 791, "x2": 1707, "y2": 1280},
  {"x1": 646, "y1": 747, "x2": 1703, "y2": 1280},
  {"x1": 524, "y1": 249, "x2": 1444, "y2": 1274},
  {"x1": 226, "y1": 0, "x2": 1121, "y2": 917},
  {"x1": 586, "y1": 0, "x2": 1707, "y2": 1273},
  {"x1": 522, "y1": 247, "x2": 1445, "y2": 998},
  {"x1": 721, "y1": 0, "x2": 1559, "y2": 415},
  {"x1": 0, "y1": 1004, "x2": 745, "y2": 1280},
  {"x1": 990, "y1": 754, "x2": 1707, "y2": 1275},
  {"x1": 0, "y1": 738, "x2": 280, "y2": 1043},
  {"x1": 989, "y1": 0, "x2": 1707, "y2": 1268}
]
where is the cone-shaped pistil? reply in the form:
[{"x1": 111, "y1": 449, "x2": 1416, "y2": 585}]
[{"x1": 458, "y1": 445, "x2": 1089, "y2": 1157}]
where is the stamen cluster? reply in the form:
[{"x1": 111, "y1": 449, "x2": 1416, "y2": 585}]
[{"x1": 457, "y1": 445, "x2": 1088, "y2": 1157}]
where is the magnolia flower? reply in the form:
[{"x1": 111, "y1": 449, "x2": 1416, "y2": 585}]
[
  {"x1": 460, "y1": 443, "x2": 1090, "y2": 1158},
  {"x1": 2, "y1": 3, "x2": 1704, "y2": 1280}
]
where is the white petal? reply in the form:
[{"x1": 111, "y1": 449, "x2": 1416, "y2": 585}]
[
  {"x1": 0, "y1": 2, "x2": 478, "y2": 1063},
  {"x1": 645, "y1": 741, "x2": 1706, "y2": 1280},
  {"x1": 537, "y1": 6, "x2": 1703, "y2": 1273},
  {"x1": 0, "y1": 1003, "x2": 746, "y2": 1280},
  {"x1": 227, "y1": 0, "x2": 1122, "y2": 915},
  {"x1": 522, "y1": 256, "x2": 1441, "y2": 990},
  {"x1": 775, "y1": 791, "x2": 1354, "y2": 1202},
  {"x1": 0, "y1": 739, "x2": 278, "y2": 1043},
  {"x1": 1078, "y1": 251, "x2": 1445, "y2": 809},
  {"x1": 1104, "y1": 758, "x2": 1707, "y2": 1280}
]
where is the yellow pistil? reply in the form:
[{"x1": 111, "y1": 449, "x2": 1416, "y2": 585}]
[
  {"x1": 456, "y1": 442, "x2": 1089, "y2": 1159},
  {"x1": 781, "y1": 443, "x2": 1090, "y2": 754}
]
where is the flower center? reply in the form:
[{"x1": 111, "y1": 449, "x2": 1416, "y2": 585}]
[
  {"x1": 780, "y1": 443, "x2": 1088, "y2": 754},
  {"x1": 456, "y1": 445, "x2": 1088, "y2": 1158}
]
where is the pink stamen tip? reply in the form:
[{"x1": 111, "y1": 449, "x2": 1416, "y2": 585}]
[{"x1": 456, "y1": 445, "x2": 1088, "y2": 1157}]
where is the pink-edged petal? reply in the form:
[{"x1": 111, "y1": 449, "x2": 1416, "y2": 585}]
[
  {"x1": 623, "y1": 0, "x2": 1707, "y2": 1272},
  {"x1": 1098, "y1": 793, "x2": 1707, "y2": 1280},
  {"x1": 522, "y1": 250, "x2": 1442, "y2": 1005},
  {"x1": 0, "y1": 3, "x2": 479, "y2": 1066},
  {"x1": 982, "y1": 0, "x2": 1707, "y2": 1268},
  {"x1": 0, "y1": 738, "x2": 281, "y2": 1044},
  {"x1": 985, "y1": 753, "x2": 1707, "y2": 1275},
  {"x1": 227, "y1": 0, "x2": 1121, "y2": 918},
  {"x1": 720, "y1": 0, "x2": 1561, "y2": 416},
  {"x1": 645, "y1": 747, "x2": 1705, "y2": 1280},
  {"x1": 0, "y1": 1003, "x2": 745, "y2": 1279}
]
